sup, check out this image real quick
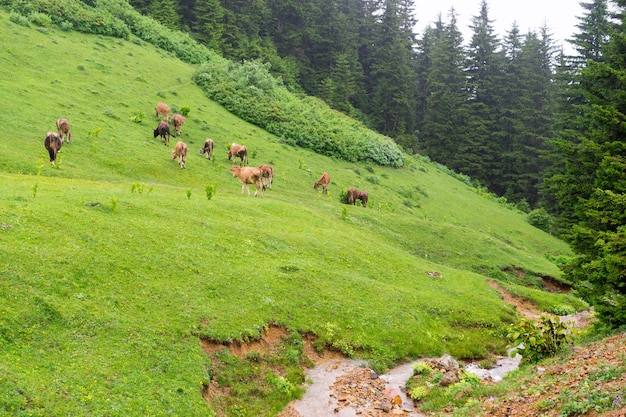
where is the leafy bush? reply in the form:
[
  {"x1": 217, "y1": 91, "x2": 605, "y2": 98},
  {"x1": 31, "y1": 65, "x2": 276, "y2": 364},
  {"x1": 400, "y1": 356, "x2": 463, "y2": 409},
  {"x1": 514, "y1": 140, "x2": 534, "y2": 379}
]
[
  {"x1": 9, "y1": 11, "x2": 30, "y2": 26},
  {"x1": 527, "y1": 208, "x2": 554, "y2": 233},
  {"x1": 10, "y1": 0, "x2": 130, "y2": 38},
  {"x1": 548, "y1": 304, "x2": 576, "y2": 316},
  {"x1": 28, "y1": 11, "x2": 51, "y2": 27},
  {"x1": 180, "y1": 106, "x2": 191, "y2": 117},
  {"x1": 412, "y1": 362, "x2": 433, "y2": 376},
  {"x1": 193, "y1": 60, "x2": 405, "y2": 167},
  {"x1": 205, "y1": 183, "x2": 217, "y2": 200},
  {"x1": 507, "y1": 315, "x2": 573, "y2": 364},
  {"x1": 339, "y1": 188, "x2": 349, "y2": 204}
]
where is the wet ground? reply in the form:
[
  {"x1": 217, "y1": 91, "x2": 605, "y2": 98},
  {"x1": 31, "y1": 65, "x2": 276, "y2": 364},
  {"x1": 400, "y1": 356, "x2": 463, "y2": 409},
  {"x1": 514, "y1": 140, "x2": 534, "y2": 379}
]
[{"x1": 281, "y1": 350, "x2": 522, "y2": 417}]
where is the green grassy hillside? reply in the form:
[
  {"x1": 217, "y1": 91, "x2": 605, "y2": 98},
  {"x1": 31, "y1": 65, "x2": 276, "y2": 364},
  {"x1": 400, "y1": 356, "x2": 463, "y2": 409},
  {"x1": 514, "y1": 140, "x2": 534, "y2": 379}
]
[{"x1": 0, "y1": 11, "x2": 582, "y2": 416}]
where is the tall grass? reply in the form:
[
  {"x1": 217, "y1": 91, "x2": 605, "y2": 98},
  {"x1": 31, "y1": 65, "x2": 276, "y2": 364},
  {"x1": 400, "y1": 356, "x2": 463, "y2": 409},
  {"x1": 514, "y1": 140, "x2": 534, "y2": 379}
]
[{"x1": 0, "y1": 11, "x2": 578, "y2": 416}]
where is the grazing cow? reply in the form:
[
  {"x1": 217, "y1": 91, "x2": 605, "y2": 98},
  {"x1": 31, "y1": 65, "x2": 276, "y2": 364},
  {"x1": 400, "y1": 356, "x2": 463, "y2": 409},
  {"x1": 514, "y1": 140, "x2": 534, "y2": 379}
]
[
  {"x1": 199, "y1": 138, "x2": 215, "y2": 160},
  {"x1": 258, "y1": 164, "x2": 274, "y2": 190},
  {"x1": 153, "y1": 120, "x2": 170, "y2": 146},
  {"x1": 314, "y1": 172, "x2": 330, "y2": 194},
  {"x1": 155, "y1": 102, "x2": 170, "y2": 122},
  {"x1": 229, "y1": 166, "x2": 264, "y2": 197},
  {"x1": 227, "y1": 143, "x2": 248, "y2": 166},
  {"x1": 44, "y1": 132, "x2": 62, "y2": 164},
  {"x1": 171, "y1": 141, "x2": 188, "y2": 169},
  {"x1": 56, "y1": 118, "x2": 71, "y2": 143},
  {"x1": 347, "y1": 187, "x2": 368, "y2": 207},
  {"x1": 171, "y1": 114, "x2": 186, "y2": 136}
]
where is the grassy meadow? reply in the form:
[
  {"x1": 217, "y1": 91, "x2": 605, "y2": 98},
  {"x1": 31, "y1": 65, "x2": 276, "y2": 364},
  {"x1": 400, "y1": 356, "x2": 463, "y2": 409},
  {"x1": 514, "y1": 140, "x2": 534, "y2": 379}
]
[{"x1": 0, "y1": 10, "x2": 584, "y2": 416}]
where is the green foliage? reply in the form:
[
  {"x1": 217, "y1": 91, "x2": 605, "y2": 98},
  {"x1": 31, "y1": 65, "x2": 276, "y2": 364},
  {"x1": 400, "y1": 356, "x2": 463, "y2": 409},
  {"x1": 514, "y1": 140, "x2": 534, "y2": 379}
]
[
  {"x1": 28, "y1": 11, "x2": 51, "y2": 27},
  {"x1": 558, "y1": 382, "x2": 613, "y2": 416},
  {"x1": 193, "y1": 60, "x2": 405, "y2": 167},
  {"x1": 339, "y1": 188, "x2": 349, "y2": 204},
  {"x1": 548, "y1": 304, "x2": 576, "y2": 316},
  {"x1": 9, "y1": 11, "x2": 29, "y2": 26},
  {"x1": 407, "y1": 366, "x2": 483, "y2": 412},
  {"x1": 205, "y1": 182, "x2": 217, "y2": 200},
  {"x1": 412, "y1": 361, "x2": 433, "y2": 376},
  {"x1": 507, "y1": 315, "x2": 574, "y2": 364},
  {"x1": 180, "y1": 106, "x2": 191, "y2": 117},
  {"x1": 110, "y1": 195, "x2": 117, "y2": 211},
  {"x1": 10, "y1": 0, "x2": 130, "y2": 38},
  {"x1": 129, "y1": 110, "x2": 143, "y2": 123},
  {"x1": 527, "y1": 208, "x2": 554, "y2": 233}
]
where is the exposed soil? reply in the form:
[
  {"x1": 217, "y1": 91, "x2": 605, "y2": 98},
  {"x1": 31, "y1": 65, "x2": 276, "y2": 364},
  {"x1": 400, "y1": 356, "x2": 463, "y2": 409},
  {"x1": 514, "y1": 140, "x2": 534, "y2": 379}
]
[{"x1": 202, "y1": 283, "x2": 624, "y2": 417}]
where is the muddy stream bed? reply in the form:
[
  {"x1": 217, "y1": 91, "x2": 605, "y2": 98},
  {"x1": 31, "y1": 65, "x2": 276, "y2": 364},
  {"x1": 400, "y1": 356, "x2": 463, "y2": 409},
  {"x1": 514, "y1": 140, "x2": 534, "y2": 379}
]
[{"x1": 281, "y1": 351, "x2": 522, "y2": 417}]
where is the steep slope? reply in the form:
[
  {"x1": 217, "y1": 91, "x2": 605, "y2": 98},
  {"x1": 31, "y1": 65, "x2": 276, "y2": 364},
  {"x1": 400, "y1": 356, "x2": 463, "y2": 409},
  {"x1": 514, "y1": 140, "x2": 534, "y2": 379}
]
[{"x1": 0, "y1": 11, "x2": 582, "y2": 416}]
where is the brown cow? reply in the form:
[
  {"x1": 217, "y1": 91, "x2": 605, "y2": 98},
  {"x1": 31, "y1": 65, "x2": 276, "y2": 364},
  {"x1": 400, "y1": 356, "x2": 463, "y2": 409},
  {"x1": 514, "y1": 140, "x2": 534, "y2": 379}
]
[
  {"x1": 227, "y1": 143, "x2": 248, "y2": 166},
  {"x1": 44, "y1": 132, "x2": 62, "y2": 164},
  {"x1": 347, "y1": 187, "x2": 368, "y2": 207},
  {"x1": 56, "y1": 118, "x2": 71, "y2": 143},
  {"x1": 171, "y1": 114, "x2": 186, "y2": 136},
  {"x1": 230, "y1": 166, "x2": 264, "y2": 197},
  {"x1": 199, "y1": 139, "x2": 215, "y2": 160},
  {"x1": 171, "y1": 141, "x2": 188, "y2": 169},
  {"x1": 314, "y1": 172, "x2": 330, "y2": 194},
  {"x1": 153, "y1": 120, "x2": 170, "y2": 146},
  {"x1": 155, "y1": 102, "x2": 170, "y2": 122},
  {"x1": 258, "y1": 164, "x2": 274, "y2": 190}
]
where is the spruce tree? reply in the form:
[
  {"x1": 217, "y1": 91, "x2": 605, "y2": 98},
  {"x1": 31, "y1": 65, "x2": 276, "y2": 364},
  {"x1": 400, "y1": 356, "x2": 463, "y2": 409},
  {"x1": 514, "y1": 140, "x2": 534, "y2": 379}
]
[
  {"x1": 366, "y1": 0, "x2": 418, "y2": 138},
  {"x1": 544, "y1": 0, "x2": 611, "y2": 226},
  {"x1": 551, "y1": 1, "x2": 626, "y2": 326},
  {"x1": 463, "y1": 0, "x2": 505, "y2": 186},
  {"x1": 419, "y1": 10, "x2": 469, "y2": 168}
]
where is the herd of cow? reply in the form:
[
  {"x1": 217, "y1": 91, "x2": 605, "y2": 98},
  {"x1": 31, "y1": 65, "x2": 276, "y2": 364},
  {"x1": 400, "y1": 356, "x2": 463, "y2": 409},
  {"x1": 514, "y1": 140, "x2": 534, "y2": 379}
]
[{"x1": 44, "y1": 101, "x2": 368, "y2": 205}]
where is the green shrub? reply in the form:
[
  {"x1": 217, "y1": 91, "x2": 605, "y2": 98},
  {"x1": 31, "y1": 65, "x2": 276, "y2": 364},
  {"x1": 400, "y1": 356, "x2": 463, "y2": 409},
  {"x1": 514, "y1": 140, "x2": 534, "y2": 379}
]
[
  {"x1": 339, "y1": 188, "x2": 349, "y2": 204},
  {"x1": 193, "y1": 61, "x2": 405, "y2": 167},
  {"x1": 180, "y1": 106, "x2": 191, "y2": 117},
  {"x1": 9, "y1": 12, "x2": 30, "y2": 26},
  {"x1": 412, "y1": 362, "x2": 433, "y2": 376},
  {"x1": 12, "y1": 0, "x2": 130, "y2": 38},
  {"x1": 527, "y1": 208, "x2": 553, "y2": 233},
  {"x1": 205, "y1": 183, "x2": 217, "y2": 200},
  {"x1": 549, "y1": 304, "x2": 576, "y2": 316},
  {"x1": 507, "y1": 315, "x2": 573, "y2": 364},
  {"x1": 28, "y1": 11, "x2": 52, "y2": 27}
]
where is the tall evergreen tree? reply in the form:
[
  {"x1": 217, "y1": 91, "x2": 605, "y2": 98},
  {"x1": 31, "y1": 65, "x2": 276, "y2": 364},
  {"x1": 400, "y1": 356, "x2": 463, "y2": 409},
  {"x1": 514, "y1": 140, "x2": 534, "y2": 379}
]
[
  {"x1": 191, "y1": 0, "x2": 226, "y2": 51},
  {"x1": 148, "y1": 0, "x2": 181, "y2": 30},
  {"x1": 366, "y1": 0, "x2": 418, "y2": 138},
  {"x1": 544, "y1": 0, "x2": 611, "y2": 226},
  {"x1": 418, "y1": 10, "x2": 469, "y2": 168},
  {"x1": 546, "y1": 1, "x2": 626, "y2": 326},
  {"x1": 462, "y1": 0, "x2": 505, "y2": 185},
  {"x1": 497, "y1": 24, "x2": 557, "y2": 205}
]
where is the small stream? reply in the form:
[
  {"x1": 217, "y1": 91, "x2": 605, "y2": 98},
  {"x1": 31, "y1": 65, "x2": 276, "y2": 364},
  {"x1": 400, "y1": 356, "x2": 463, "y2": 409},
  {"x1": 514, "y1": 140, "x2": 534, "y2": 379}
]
[{"x1": 289, "y1": 351, "x2": 522, "y2": 417}]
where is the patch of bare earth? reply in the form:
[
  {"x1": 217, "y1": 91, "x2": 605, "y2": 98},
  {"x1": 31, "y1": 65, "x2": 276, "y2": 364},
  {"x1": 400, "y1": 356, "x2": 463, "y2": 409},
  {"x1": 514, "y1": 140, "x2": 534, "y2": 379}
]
[
  {"x1": 202, "y1": 283, "x2": 623, "y2": 417},
  {"x1": 478, "y1": 332, "x2": 626, "y2": 417}
]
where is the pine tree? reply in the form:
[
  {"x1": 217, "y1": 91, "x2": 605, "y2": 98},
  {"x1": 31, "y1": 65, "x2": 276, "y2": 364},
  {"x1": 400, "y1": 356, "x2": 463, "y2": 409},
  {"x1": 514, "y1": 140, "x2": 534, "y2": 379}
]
[
  {"x1": 462, "y1": 0, "x2": 505, "y2": 186},
  {"x1": 192, "y1": 0, "x2": 226, "y2": 51},
  {"x1": 418, "y1": 10, "x2": 469, "y2": 168},
  {"x1": 550, "y1": 1, "x2": 626, "y2": 326},
  {"x1": 148, "y1": 0, "x2": 181, "y2": 30},
  {"x1": 366, "y1": 0, "x2": 418, "y2": 138},
  {"x1": 543, "y1": 0, "x2": 611, "y2": 226}
]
